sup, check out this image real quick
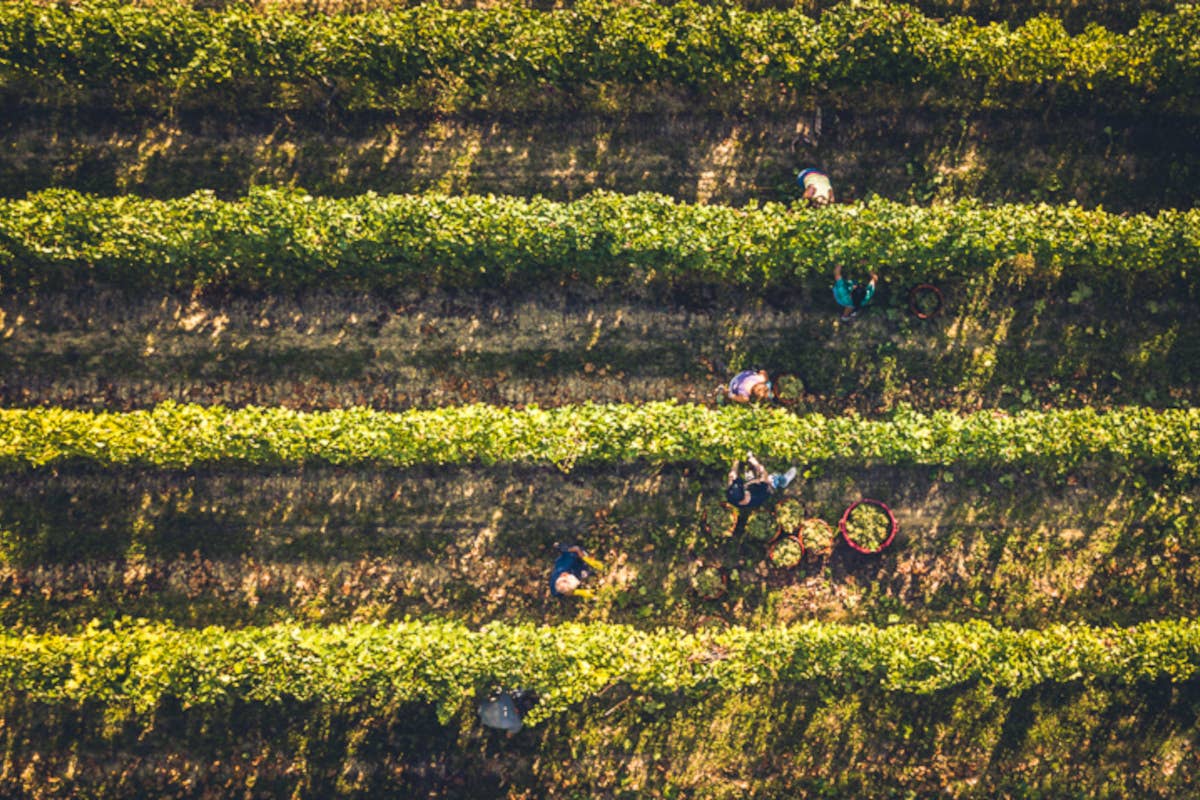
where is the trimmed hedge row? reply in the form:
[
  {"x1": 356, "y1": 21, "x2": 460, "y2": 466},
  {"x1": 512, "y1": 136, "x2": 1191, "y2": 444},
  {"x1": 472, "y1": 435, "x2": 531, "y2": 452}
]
[
  {"x1": 3, "y1": 188, "x2": 1198, "y2": 295},
  {"x1": 1, "y1": 1, "x2": 1198, "y2": 113},
  {"x1": 2, "y1": 402, "x2": 1198, "y2": 472},
  {"x1": 4, "y1": 617, "x2": 1199, "y2": 726}
]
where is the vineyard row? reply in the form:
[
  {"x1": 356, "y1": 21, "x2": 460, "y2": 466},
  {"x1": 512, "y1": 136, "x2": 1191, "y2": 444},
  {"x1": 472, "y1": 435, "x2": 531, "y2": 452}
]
[
  {"x1": 1, "y1": 1, "x2": 1198, "y2": 112},
  {"x1": 116, "y1": 0, "x2": 1179, "y2": 29},
  {"x1": 5, "y1": 617, "x2": 1199, "y2": 726},
  {"x1": 2, "y1": 402, "x2": 1197, "y2": 472},
  {"x1": 4, "y1": 188, "x2": 1198, "y2": 294}
]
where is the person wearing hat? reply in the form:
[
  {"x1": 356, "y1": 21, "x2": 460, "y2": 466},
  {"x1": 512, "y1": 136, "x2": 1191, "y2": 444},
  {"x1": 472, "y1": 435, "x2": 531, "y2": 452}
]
[
  {"x1": 549, "y1": 543, "x2": 603, "y2": 598},
  {"x1": 797, "y1": 167, "x2": 835, "y2": 207},
  {"x1": 725, "y1": 453, "x2": 797, "y2": 510}
]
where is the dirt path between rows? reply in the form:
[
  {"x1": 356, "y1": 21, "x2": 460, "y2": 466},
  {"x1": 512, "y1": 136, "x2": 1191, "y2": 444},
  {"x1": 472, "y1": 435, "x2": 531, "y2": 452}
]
[
  {"x1": 3, "y1": 463, "x2": 1194, "y2": 631},
  {"x1": 3, "y1": 107, "x2": 1197, "y2": 210},
  {"x1": 3, "y1": 287, "x2": 1196, "y2": 413}
]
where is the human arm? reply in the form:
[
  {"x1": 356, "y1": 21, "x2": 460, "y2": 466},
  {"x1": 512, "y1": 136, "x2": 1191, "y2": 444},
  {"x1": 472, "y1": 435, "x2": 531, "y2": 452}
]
[
  {"x1": 744, "y1": 453, "x2": 770, "y2": 485},
  {"x1": 864, "y1": 273, "x2": 878, "y2": 305},
  {"x1": 580, "y1": 554, "x2": 603, "y2": 570},
  {"x1": 717, "y1": 375, "x2": 749, "y2": 404},
  {"x1": 566, "y1": 544, "x2": 603, "y2": 571},
  {"x1": 759, "y1": 370, "x2": 782, "y2": 403}
]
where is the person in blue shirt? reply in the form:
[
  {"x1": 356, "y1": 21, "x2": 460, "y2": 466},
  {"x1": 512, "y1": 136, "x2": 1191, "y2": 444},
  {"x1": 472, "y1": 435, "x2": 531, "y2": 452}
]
[
  {"x1": 832, "y1": 263, "x2": 878, "y2": 320},
  {"x1": 725, "y1": 453, "x2": 797, "y2": 510},
  {"x1": 549, "y1": 543, "x2": 603, "y2": 598}
]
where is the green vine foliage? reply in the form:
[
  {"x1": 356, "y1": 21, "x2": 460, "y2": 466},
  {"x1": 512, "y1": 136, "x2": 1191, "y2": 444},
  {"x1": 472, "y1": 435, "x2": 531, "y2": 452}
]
[
  {"x1": 0, "y1": 1, "x2": 1197, "y2": 113},
  {"x1": 2, "y1": 189, "x2": 1197, "y2": 296},
  {"x1": 135, "y1": 0, "x2": 1180, "y2": 29},
  {"x1": 2, "y1": 618, "x2": 1198, "y2": 726},
  {"x1": 1, "y1": 402, "x2": 1197, "y2": 473}
]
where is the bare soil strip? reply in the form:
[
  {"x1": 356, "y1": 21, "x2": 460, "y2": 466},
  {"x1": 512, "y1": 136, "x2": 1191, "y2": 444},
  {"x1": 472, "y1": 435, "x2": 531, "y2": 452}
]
[
  {"x1": 3, "y1": 287, "x2": 1195, "y2": 413},
  {"x1": 1, "y1": 680, "x2": 1195, "y2": 798},
  {"x1": 2, "y1": 108, "x2": 1197, "y2": 211},
  {"x1": 3, "y1": 463, "x2": 1194, "y2": 630}
]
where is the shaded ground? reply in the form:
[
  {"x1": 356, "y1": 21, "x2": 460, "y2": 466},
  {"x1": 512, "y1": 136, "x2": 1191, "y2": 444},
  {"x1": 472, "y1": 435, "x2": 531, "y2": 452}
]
[
  {"x1": 2, "y1": 286, "x2": 1197, "y2": 415},
  {"x1": 2, "y1": 107, "x2": 1197, "y2": 211},
  {"x1": 2, "y1": 462, "x2": 1195, "y2": 630},
  {"x1": 1, "y1": 680, "x2": 1196, "y2": 799}
]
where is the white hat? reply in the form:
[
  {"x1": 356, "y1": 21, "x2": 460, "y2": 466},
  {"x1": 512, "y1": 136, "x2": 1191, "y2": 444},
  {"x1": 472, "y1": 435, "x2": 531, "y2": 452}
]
[{"x1": 554, "y1": 572, "x2": 581, "y2": 595}]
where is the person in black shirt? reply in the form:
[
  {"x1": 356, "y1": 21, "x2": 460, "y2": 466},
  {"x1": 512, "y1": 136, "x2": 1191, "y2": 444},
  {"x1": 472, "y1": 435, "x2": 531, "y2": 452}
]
[{"x1": 725, "y1": 453, "x2": 797, "y2": 509}]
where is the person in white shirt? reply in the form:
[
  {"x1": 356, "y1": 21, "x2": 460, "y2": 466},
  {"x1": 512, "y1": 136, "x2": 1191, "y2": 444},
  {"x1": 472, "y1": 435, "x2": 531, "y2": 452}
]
[{"x1": 797, "y1": 167, "x2": 835, "y2": 207}]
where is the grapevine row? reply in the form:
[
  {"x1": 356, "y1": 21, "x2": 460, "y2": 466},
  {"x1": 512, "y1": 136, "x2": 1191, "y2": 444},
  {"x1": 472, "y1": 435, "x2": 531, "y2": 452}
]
[
  {"x1": 5, "y1": 618, "x2": 1198, "y2": 726},
  {"x1": 1, "y1": 1, "x2": 1197, "y2": 113},
  {"x1": 127, "y1": 0, "x2": 1177, "y2": 29},
  {"x1": 2, "y1": 402, "x2": 1197, "y2": 472},
  {"x1": 3, "y1": 189, "x2": 1197, "y2": 295}
]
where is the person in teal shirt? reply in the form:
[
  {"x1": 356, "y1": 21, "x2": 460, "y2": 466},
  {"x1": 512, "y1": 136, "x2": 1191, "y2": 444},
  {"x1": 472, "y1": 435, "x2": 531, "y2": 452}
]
[{"x1": 832, "y1": 264, "x2": 878, "y2": 319}]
